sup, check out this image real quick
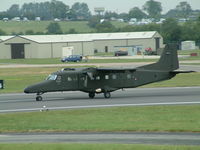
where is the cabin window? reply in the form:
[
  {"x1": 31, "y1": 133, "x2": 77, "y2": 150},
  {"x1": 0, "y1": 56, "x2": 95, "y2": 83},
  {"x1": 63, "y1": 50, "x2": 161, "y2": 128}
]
[
  {"x1": 112, "y1": 74, "x2": 117, "y2": 79},
  {"x1": 67, "y1": 77, "x2": 72, "y2": 81},
  {"x1": 127, "y1": 74, "x2": 131, "y2": 79},
  {"x1": 96, "y1": 76, "x2": 100, "y2": 80},
  {"x1": 105, "y1": 75, "x2": 109, "y2": 80},
  {"x1": 73, "y1": 76, "x2": 78, "y2": 81},
  {"x1": 80, "y1": 76, "x2": 85, "y2": 81},
  {"x1": 46, "y1": 74, "x2": 57, "y2": 80},
  {"x1": 56, "y1": 75, "x2": 62, "y2": 82}
]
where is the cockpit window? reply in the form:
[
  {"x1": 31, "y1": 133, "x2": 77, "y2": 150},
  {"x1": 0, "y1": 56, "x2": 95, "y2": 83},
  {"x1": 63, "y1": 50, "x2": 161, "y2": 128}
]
[{"x1": 46, "y1": 74, "x2": 57, "y2": 80}]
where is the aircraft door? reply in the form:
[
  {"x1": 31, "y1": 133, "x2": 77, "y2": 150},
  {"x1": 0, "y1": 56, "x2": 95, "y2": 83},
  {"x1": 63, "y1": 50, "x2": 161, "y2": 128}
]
[
  {"x1": 56, "y1": 74, "x2": 79, "y2": 90},
  {"x1": 78, "y1": 74, "x2": 88, "y2": 89},
  {"x1": 55, "y1": 75, "x2": 65, "y2": 90},
  {"x1": 66, "y1": 74, "x2": 79, "y2": 90},
  {"x1": 118, "y1": 71, "x2": 133, "y2": 88}
]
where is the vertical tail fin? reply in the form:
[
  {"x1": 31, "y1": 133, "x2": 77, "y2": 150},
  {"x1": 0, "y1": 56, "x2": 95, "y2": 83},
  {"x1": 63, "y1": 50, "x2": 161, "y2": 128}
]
[{"x1": 138, "y1": 43, "x2": 179, "y2": 71}]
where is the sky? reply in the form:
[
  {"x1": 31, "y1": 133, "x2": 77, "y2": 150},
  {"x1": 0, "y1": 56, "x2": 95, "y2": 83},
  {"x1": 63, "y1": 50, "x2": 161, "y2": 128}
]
[{"x1": 1, "y1": 0, "x2": 200, "y2": 14}]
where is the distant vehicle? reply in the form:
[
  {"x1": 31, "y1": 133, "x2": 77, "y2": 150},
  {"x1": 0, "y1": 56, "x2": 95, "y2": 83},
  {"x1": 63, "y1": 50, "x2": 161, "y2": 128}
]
[
  {"x1": 35, "y1": 17, "x2": 41, "y2": 21},
  {"x1": 23, "y1": 17, "x2": 29, "y2": 21},
  {"x1": 24, "y1": 44, "x2": 194, "y2": 101},
  {"x1": 12, "y1": 17, "x2": 20, "y2": 21},
  {"x1": 3, "y1": 18, "x2": 9, "y2": 22},
  {"x1": 144, "y1": 47, "x2": 157, "y2": 55},
  {"x1": 114, "y1": 51, "x2": 128, "y2": 56},
  {"x1": 54, "y1": 18, "x2": 61, "y2": 22},
  {"x1": 61, "y1": 55, "x2": 82, "y2": 62}
]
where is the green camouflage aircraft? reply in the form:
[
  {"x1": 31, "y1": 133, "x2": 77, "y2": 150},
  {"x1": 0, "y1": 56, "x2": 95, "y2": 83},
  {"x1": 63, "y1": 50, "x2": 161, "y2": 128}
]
[{"x1": 24, "y1": 44, "x2": 193, "y2": 101}]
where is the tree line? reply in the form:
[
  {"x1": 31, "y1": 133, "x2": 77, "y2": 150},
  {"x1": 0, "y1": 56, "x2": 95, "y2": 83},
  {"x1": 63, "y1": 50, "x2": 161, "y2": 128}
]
[
  {"x1": 8, "y1": 17, "x2": 199, "y2": 45},
  {"x1": 0, "y1": 0, "x2": 200, "y2": 45},
  {"x1": 0, "y1": 0, "x2": 91, "y2": 20},
  {"x1": 0, "y1": 0, "x2": 199, "y2": 21}
]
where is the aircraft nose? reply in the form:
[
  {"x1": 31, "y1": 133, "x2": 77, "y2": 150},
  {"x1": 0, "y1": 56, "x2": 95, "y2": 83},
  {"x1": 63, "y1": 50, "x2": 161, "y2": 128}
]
[{"x1": 24, "y1": 87, "x2": 30, "y2": 93}]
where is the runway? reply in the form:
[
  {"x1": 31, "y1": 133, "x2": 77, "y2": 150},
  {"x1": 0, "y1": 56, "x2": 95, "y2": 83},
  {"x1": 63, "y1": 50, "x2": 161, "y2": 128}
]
[
  {"x1": 0, "y1": 87, "x2": 200, "y2": 145},
  {"x1": 0, "y1": 132, "x2": 200, "y2": 145},
  {"x1": 0, "y1": 87, "x2": 200, "y2": 113}
]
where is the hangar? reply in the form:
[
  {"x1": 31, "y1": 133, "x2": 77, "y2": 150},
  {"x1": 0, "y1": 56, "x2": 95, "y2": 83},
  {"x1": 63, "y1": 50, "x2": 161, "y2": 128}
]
[{"x1": 0, "y1": 31, "x2": 163, "y2": 59}]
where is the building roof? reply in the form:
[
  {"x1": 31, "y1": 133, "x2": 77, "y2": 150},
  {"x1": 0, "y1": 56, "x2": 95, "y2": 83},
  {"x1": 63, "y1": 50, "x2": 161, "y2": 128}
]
[
  {"x1": 0, "y1": 31, "x2": 159, "y2": 43},
  {"x1": 0, "y1": 36, "x2": 14, "y2": 42}
]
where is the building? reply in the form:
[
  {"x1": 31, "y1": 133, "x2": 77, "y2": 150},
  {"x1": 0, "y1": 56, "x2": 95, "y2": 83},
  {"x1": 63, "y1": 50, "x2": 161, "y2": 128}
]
[
  {"x1": 181, "y1": 41, "x2": 196, "y2": 50},
  {"x1": 0, "y1": 31, "x2": 163, "y2": 59}
]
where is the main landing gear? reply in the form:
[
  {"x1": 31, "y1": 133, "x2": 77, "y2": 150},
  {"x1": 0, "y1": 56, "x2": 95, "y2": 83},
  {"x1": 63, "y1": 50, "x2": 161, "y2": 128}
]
[
  {"x1": 104, "y1": 92, "x2": 111, "y2": 99},
  {"x1": 36, "y1": 93, "x2": 43, "y2": 101},
  {"x1": 88, "y1": 92, "x2": 111, "y2": 99}
]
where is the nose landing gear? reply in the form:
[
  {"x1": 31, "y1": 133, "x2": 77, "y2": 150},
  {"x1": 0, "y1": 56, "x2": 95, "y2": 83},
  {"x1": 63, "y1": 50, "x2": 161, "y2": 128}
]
[{"x1": 36, "y1": 93, "x2": 43, "y2": 101}]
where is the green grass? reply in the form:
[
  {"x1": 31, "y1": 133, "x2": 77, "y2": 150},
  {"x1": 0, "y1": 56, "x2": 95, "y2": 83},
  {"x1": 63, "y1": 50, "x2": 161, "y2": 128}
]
[
  {"x1": 178, "y1": 49, "x2": 200, "y2": 55},
  {"x1": 0, "y1": 58, "x2": 61, "y2": 64},
  {"x1": 0, "y1": 20, "x2": 128, "y2": 35},
  {"x1": 111, "y1": 21, "x2": 129, "y2": 28},
  {"x1": 0, "y1": 21, "x2": 94, "y2": 34},
  {"x1": 0, "y1": 144, "x2": 200, "y2": 150},
  {"x1": 0, "y1": 58, "x2": 157, "y2": 64},
  {"x1": 0, "y1": 105, "x2": 200, "y2": 133},
  {"x1": 143, "y1": 73, "x2": 200, "y2": 87},
  {"x1": 178, "y1": 49, "x2": 200, "y2": 61},
  {"x1": 0, "y1": 67, "x2": 199, "y2": 93},
  {"x1": 182, "y1": 63, "x2": 200, "y2": 65},
  {"x1": 0, "y1": 67, "x2": 60, "y2": 93}
]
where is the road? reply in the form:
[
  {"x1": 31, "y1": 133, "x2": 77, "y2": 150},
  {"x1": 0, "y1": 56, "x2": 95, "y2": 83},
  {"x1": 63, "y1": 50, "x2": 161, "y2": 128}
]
[
  {"x1": 0, "y1": 87, "x2": 200, "y2": 113},
  {"x1": 0, "y1": 132, "x2": 200, "y2": 145},
  {"x1": 0, "y1": 63, "x2": 200, "y2": 72}
]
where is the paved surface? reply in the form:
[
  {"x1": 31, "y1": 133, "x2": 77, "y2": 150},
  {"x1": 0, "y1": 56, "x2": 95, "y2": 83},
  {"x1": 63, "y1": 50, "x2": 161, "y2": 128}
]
[
  {"x1": 0, "y1": 87, "x2": 200, "y2": 113},
  {"x1": 0, "y1": 63, "x2": 200, "y2": 72},
  {"x1": 0, "y1": 132, "x2": 200, "y2": 145},
  {"x1": 0, "y1": 87, "x2": 200, "y2": 145}
]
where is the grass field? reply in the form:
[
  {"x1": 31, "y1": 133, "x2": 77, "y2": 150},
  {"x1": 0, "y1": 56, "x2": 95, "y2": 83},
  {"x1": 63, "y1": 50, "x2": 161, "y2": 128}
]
[
  {"x1": 0, "y1": 49, "x2": 199, "y2": 65},
  {"x1": 178, "y1": 49, "x2": 200, "y2": 55},
  {"x1": 0, "y1": 105, "x2": 200, "y2": 133},
  {"x1": 0, "y1": 21, "x2": 94, "y2": 34},
  {"x1": 0, "y1": 20, "x2": 128, "y2": 35},
  {"x1": 0, "y1": 58, "x2": 157, "y2": 64},
  {"x1": 0, "y1": 144, "x2": 200, "y2": 150},
  {"x1": 178, "y1": 49, "x2": 200, "y2": 60}
]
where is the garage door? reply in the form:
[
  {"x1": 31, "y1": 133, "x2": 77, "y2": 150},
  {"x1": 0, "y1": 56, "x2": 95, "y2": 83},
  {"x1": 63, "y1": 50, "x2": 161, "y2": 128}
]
[{"x1": 11, "y1": 44, "x2": 25, "y2": 59}]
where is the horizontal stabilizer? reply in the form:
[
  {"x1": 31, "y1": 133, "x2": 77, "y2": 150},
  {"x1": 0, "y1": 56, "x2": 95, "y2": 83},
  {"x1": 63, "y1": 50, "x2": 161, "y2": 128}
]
[{"x1": 171, "y1": 70, "x2": 196, "y2": 74}]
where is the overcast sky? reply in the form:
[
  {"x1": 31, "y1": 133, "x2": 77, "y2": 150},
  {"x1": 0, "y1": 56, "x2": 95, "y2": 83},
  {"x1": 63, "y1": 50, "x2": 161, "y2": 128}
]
[{"x1": 1, "y1": 0, "x2": 200, "y2": 14}]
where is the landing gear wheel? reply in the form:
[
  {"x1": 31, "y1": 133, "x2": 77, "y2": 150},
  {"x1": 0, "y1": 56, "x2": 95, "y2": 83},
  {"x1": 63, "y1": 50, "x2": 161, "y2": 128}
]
[
  {"x1": 36, "y1": 96, "x2": 43, "y2": 101},
  {"x1": 104, "y1": 92, "x2": 111, "y2": 99},
  {"x1": 89, "y1": 92, "x2": 95, "y2": 99}
]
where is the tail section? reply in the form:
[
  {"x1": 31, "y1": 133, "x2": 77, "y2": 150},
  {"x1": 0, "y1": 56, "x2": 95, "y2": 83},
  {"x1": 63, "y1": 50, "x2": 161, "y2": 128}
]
[{"x1": 138, "y1": 43, "x2": 179, "y2": 71}]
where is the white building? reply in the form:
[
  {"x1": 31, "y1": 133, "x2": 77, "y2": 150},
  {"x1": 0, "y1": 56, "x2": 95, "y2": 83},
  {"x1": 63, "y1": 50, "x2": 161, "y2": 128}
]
[
  {"x1": 0, "y1": 31, "x2": 163, "y2": 59},
  {"x1": 181, "y1": 41, "x2": 196, "y2": 50}
]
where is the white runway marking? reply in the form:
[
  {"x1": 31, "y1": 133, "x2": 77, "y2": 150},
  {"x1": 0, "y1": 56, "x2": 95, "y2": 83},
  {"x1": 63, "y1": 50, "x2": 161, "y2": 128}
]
[{"x1": 1, "y1": 101, "x2": 200, "y2": 113}]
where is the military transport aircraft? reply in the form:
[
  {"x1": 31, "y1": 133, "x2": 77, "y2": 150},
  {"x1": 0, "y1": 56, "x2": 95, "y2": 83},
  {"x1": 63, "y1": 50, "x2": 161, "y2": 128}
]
[{"x1": 24, "y1": 44, "x2": 193, "y2": 101}]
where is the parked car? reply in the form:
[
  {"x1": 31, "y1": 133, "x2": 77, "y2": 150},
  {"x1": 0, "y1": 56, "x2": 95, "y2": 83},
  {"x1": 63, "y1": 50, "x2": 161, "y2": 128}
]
[
  {"x1": 61, "y1": 55, "x2": 82, "y2": 62},
  {"x1": 144, "y1": 47, "x2": 157, "y2": 55},
  {"x1": 114, "y1": 51, "x2": 128, "y2": 56}
]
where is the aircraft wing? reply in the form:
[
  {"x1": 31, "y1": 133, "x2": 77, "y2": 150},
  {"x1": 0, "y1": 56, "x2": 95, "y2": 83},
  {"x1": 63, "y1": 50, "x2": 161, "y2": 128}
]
[
  {"x1": 96, "y1": 67, "x2": 137, "y2": 72},
  {"x1": 83, "y1": 67, "x2": 137, "y2": 80}
]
